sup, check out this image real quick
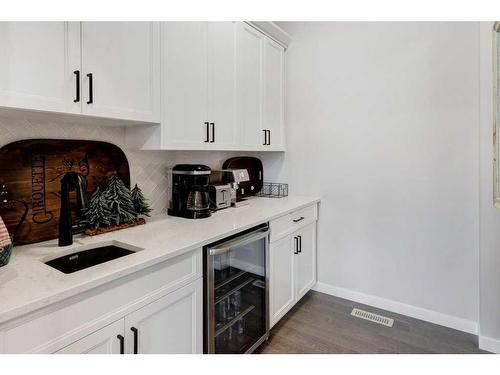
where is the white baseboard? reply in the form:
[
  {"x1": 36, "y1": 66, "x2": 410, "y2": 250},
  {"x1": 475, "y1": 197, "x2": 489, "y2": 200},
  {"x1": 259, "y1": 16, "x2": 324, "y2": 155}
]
[
  {"x1": 479, "y1": 335, "x2": 500, "y2": 353},
  {"x1": 313, "y1": 282, "x2": 478, "y2": 335}
]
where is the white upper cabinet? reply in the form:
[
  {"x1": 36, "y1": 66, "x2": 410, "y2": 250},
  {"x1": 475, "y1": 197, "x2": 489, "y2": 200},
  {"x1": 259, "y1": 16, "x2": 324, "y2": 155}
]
[
  {"x1": 0, "y1": 22, "x2": 285, "y2": 150},
  {"x1": 161, "y1": 22, "x2": 209, "y2": 149},
  {"x1": 0, "y1": 22, "x2": 81, "y2": 114},
  {"x1": 263, "y1": 38, "x2": 285, "y2": 150},
  {"x1": 161, "y1": 22, "x2": 237, "y2": 150},
  {"x1": 0, "y1": 22, "x2": 160, "y2": 123},
  {"x1": 236, "y1": 23, "x2": 265, "y2": 149},
  {"x1": 207, "y1": 22, "x2": 237, "y2": 148},
  {"x1": 81, "y1": 22, "x2": 160, "y2": 122}
]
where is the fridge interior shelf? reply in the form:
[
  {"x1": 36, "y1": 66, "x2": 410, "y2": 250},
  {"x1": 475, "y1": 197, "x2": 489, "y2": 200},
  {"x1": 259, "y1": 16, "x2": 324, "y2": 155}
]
[{"x1": 215, "y1": 305, "x2": 256, "y2": 337}]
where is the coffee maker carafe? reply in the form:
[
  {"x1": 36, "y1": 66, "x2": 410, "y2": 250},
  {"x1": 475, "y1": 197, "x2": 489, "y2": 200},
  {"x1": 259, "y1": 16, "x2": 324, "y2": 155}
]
[{"x1": 168, "y1": 164, "x2": 211, "y2": 219}]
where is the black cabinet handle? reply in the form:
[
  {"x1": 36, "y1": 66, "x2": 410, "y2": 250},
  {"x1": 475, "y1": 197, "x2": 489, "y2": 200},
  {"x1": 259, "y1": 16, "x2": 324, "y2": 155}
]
[
  {"x1": 204, "y1": 122, "x2": 209, "y2": 142},
  {"x1": 294, "y1": 236, "x2": 299, "y2": 255},
  {"x1": 210, "y1": 122, "x2": 215, "y2": 143},
  {"x1": 293, "y1": 216, "x2": 305, "y2": 223},
  {"x1": 262, "y1": 130, "x2": 271, "y2": 145},
  {"x1": 131, "y1": 327, "x2": 138, "y2": 354},
  {"x1": 117, "y1": 334, "x2": 124, "y2": 354},
  {"x1": 297, "y1": 235, "x2": 302, "y2": 253},
  {"x1": 73, "y1": 70, "x2": 80, "y2": 103},
  {"x1": 86, "y1": 73, "x2": 93, "y2": 104}
]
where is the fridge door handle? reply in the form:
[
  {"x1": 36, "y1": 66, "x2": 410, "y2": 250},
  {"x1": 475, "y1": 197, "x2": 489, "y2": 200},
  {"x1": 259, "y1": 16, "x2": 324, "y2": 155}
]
[{"x1": 209, "y1": 227, "x2": 269, "y2": 256}]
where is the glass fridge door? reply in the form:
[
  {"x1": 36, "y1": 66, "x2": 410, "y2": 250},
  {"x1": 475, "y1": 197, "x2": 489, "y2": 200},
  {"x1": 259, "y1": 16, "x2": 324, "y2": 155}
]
[{"x1": 207, "y1": 226, "x2": 269, "y2": 353}]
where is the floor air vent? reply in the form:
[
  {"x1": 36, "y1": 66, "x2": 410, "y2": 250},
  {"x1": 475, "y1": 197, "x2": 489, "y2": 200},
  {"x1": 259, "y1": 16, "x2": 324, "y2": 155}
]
[{"x1": 351, "y1": 308, "x2": 394, "y2": 327}]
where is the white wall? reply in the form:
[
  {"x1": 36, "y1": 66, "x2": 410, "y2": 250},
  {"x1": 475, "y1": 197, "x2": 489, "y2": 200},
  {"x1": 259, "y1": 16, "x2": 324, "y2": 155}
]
[
  {"x1": 263, "y1": 22, "x2": 480, "y2": 332},
  {"x1": 478, "y1": 22, "x2": 500, "y2": 353}
]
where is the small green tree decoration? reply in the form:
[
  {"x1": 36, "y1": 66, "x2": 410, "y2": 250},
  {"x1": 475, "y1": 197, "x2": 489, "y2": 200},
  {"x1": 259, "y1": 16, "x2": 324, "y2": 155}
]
[
  {"x1": 131, "y1": 184, "x2": 152, "y2": 217},
  {"x1": 104, "y1": 173, "x2": 138, "y2": 225},
  {"x1": 79, "y1": 187, "x2": 112, "y2": 229}
]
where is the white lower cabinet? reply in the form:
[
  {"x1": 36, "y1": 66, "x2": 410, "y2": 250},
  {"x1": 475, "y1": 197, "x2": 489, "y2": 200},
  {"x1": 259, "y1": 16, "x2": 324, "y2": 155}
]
[
  {"x1": 55, "y1": 319, "x2": 125, "y2": 354},
  {"x1": 270, "y1": 235, "x2": 296, "y2": 326},
  {"x1": 0, "y1": 248, "x2": 202, "y2": 354},
  {"x1": 56, "y1": 279, "x2": 202, "y2": 354},
  {"x1": 124, "y1": 279, "x2": 202, "y2": 354},
  {"x1": 270, "y1": 206, "x2": 317, "y2": 328},
  {"x1": 0, "y1": 204, "x2": 317, "y2": 354},
  {"x1": 295, "y1": 224, "x2": 317, "y2": 301}
]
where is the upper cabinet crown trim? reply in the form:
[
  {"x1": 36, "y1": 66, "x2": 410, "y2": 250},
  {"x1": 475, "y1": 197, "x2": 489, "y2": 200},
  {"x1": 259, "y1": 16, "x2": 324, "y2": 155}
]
[{"x1": 247, "y1": 22, "x2": 291, "y2": 49}]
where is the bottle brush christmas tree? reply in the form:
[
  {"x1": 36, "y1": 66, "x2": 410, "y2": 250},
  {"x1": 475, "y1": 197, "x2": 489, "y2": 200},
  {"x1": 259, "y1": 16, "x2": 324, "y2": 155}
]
[
  {"x1": 131, "y1": 184, "x2": 152, "y2": 217},
  {"x1": 103, "y1": 173, "x2": 138, "y2": 225},
  {"x1": 79, "y1": 187, "x2": 112, "y2": 229}
]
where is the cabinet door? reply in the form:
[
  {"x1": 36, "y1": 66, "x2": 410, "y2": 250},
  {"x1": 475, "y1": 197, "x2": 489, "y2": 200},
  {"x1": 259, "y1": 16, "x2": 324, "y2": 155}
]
[
  {"x1": 270, "y1": 235, "x2": 295, "y2": 327},
  {"x1": 81, "y1": 22, "x2": 160, "y2": 122},
  {"x1": 207, "y1": 22, "x2": 237, "y2": 148},
  {"x1": 263, "y1": 38, "x2": 285, "y2": 150},
  {"x1": 55, "y1": 319, "x2": 124, "y2": 354},
  {"x1": 125, "y1": 279, "x2": 202, "y2": 354},
  {"x1": 295, "y1": 223, "x2": 317, "y2": 301},
  {"x1": 161, "y1": 22, "x2": 209, "y2": 149},
  {"x1": 0, "y1": 22, "x2": 80, "y2": 114},
  {"x1": 236, "y1": 23, "x2": 264, "y2": 149}
]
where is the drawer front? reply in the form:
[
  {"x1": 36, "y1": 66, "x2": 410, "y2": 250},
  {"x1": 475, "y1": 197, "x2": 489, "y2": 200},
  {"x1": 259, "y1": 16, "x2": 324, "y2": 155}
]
[
  {"x1": 270, "y1": 204, "x2": 318, "y2": 242},
  {"x1": 1, "y1": 248, "x2": 202, "y2": 354}
]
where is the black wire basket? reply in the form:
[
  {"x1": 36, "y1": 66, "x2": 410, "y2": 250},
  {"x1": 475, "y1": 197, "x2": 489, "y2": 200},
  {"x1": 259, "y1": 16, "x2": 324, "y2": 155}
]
[{"x1": 256, "y1": 182, "x2": 289, "y2": 198}]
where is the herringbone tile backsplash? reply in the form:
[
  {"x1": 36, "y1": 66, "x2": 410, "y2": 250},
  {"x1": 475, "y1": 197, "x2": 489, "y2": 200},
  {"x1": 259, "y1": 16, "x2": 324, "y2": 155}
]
[{"x1": 0, "y1": 110, "x2": 255, "y2": 215}]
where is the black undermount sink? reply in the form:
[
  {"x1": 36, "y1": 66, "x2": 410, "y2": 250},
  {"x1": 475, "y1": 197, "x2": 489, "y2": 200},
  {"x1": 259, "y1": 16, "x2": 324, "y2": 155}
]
[{"x1": 45, "y1": 245, "x2": 135, "y2": 274}]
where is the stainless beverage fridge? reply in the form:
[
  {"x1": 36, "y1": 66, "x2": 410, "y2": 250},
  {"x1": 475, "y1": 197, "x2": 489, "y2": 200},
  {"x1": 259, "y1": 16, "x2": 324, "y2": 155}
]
[{"x1": 204, "y1": 223, "x2": 270, "y2": 354}]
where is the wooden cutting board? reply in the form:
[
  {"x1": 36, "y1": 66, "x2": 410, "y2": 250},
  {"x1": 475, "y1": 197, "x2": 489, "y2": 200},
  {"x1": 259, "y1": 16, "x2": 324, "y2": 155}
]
[{"x1": 0, "y1": 139, "x2": 130, "y2": 245}]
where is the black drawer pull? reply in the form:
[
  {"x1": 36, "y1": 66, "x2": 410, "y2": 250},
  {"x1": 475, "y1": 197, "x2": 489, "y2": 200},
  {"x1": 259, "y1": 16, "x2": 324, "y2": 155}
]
[
  {"x1": 73, "y1": 70, "x2": 80, "y2": 103},
  {"x1": 117, "y1": 334, "x2": 124, "y2": 354},
  {"x1": 131, "y1": 327, "x2": 138, "y2": 354},
  {"x1": 293, "y1": 216, "x2": 305, "y2": 223},
  {"x1": 86, "y1": 73, "x2": 93, "y2": 104}
]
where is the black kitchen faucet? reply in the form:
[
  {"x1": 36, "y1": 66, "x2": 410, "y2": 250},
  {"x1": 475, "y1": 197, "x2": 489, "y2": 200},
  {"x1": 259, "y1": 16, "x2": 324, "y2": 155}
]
[{"x1": 58, "y1": 172, "x2": 88, "y2": 247}]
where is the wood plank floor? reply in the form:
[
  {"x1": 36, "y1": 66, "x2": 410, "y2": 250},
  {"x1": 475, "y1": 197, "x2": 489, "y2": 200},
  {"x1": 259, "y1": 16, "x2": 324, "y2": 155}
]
[{"x1": 257, "y1": 291, "x2": 486, "y2": 354}]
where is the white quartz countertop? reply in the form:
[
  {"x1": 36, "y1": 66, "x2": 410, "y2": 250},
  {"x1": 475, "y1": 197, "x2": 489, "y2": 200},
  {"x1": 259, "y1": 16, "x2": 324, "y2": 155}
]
[{"x1": 0, "y1": 195, "x2": 319, "y2": 325}]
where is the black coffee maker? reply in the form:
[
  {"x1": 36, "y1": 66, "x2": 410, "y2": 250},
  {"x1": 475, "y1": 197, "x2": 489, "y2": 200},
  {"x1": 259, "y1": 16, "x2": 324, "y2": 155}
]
[{"x1": 168, "y1": 164, "x2": 211, "y2": 219}]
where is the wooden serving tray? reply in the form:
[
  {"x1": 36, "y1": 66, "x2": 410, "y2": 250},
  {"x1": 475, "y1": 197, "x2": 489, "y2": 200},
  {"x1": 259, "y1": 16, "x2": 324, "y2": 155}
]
[{"x1": 0, "y1": 139, "x2": 130, "y2": 245}]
